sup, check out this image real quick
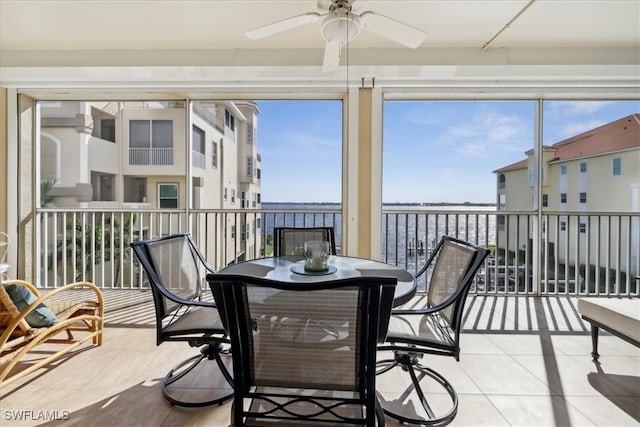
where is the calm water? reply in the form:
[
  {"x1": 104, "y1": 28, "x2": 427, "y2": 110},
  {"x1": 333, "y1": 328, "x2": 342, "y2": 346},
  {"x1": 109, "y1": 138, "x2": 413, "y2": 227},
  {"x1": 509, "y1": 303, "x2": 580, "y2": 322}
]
[{"x1": 261, "y1": 202, "x2": 497, "y2": 269}]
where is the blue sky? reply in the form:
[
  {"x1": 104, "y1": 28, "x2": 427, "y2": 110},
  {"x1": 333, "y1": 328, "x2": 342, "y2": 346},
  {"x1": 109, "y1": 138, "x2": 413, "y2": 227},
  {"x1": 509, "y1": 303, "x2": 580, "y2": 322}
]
[{"x1": 257, "y1": 99, "x2": 639, "y2": 203}]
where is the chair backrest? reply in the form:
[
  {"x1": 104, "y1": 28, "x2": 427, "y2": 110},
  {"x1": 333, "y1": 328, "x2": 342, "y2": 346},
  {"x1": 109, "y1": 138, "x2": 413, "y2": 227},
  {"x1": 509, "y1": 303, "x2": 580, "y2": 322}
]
[
  {"x1": 417, "y1": 236, "x2": 488, "y2": 330},
  {"x1": 131, "y1": 233, "x2": 215, "y2": 342},
  {"x1": 273, "y1": 226, "x2": 337, "y2": 257},
  {"x1": 207, "y1": 273, "x2": 396, "y2": 426}
]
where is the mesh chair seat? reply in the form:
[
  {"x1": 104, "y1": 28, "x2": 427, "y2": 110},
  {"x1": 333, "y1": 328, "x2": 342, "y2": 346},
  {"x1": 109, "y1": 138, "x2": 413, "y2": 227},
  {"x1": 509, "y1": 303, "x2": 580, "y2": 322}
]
[
  {"x1": 162, "y1": 305, "x2": 226, "y2": 337},
  {"x1": 386, "y1": 311, "x2": 456, "y2": 348}
]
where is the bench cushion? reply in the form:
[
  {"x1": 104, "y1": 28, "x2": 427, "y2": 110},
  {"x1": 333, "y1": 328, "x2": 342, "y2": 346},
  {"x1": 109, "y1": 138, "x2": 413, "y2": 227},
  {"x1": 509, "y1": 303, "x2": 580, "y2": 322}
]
[{"x1": 577, "y1": 298, "x2": 640, "y2": 343}]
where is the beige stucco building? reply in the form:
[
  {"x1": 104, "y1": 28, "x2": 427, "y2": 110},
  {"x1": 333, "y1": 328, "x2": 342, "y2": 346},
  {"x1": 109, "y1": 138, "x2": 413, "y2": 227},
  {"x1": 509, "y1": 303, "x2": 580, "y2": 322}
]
[
  {"x1": 494, "y1": 114, "x2": 639, "y2": 290},
  {"x1": 39, "y1": 100, "x2": 262, "y2": 277}
]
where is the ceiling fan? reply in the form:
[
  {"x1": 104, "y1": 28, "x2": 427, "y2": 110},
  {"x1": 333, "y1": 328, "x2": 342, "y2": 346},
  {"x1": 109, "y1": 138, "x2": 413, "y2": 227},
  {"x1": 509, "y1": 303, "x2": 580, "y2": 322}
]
[{"x1": 245, "y1": 0, "x2": 427, "y2": 72}]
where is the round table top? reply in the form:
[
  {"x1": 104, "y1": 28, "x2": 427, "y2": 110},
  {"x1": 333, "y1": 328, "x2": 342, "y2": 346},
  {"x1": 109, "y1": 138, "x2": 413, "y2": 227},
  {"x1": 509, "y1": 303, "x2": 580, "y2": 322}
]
[{"x1": 219, "y1": 255, "x2": 416, "y2": 307}]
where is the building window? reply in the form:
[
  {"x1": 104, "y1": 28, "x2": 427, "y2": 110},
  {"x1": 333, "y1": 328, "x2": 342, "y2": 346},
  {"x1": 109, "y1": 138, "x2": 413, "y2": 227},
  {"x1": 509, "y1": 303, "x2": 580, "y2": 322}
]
[
  {"x1": 100, "y1": 119, "x2": 116, "y2": 143},
  {"x1": 247, "y1": 126, "x2": 254, "y2": 144},
  {"x1": 231, "y1": 225, "x2": 236, "y2": 239},
  {"x1": 129, "y1": 119, "x2": 174, "y2": 165},
  {"x1": 579, "y1": 162, "x2": 587, "y2": 173},
  {"x1": 560, "y1": 221, "x2": 567, "y2": 231},
  {"x1": 541, "y1": 220, "x2": 546, "y2": 232},
  {"x1": 528, "y1": 168, "x2": 534, "y2": 183},
  {"x1": 560, "y1": 165, "x2": 567, "y2": 175},
  {"x1": 579, "y1": 192, "x2": 587, "y2": 203},
  {"x1": 192, "y1": 125, "x2": 205, "y2": 169},
  {"x1": 497, "y1": 215, "x2": 505, "y2": 231},
  {"x1": 579, "y1": 222, "x2": 587, "y2": 233},
  {"x1": 231, "y1": 189, "x2": 236, "y2": 203},
  {"x1": 542, "y1": 194, "x2": 548, "y2": 207},
  {"x1": 246, "y1": 156, "x2": 253, "y2": 177},
  {"x1": 212, "y1": 141, "x2": 218, "y2": 168},
  {"x1": 225, "y1": 109, "x2": 235, "y2": 131},
  {"x1": 224, "y1": 187, "x2": 228, "y2": 200},
  {"x1": 498, "y1": 174, "x2": 506, "y2": 189},
  {"x1": 560, "y1": 193, "x2": 567, "y2": 204},
  {"x1": 612, "y1": 157, "x2": 621, "y2": 176},
  {"x1": 158, "y1": 183, "x2": 178, "y2": 208}
]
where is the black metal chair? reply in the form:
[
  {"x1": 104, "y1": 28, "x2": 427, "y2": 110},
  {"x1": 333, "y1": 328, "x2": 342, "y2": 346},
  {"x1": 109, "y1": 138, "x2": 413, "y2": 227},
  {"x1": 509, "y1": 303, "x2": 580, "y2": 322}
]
[
  {"x1": 207, "y1": 273, "x2": 397, "y2": 426},
  {"x1": 376, "y1": 236, "x2": 488, "y2": 426},
  {"x1": 130, "y1": 233, "x2": 233, "y2": 407},
  {"x1": 273, "y1": 226, "x2": 337, "y2": 257}
]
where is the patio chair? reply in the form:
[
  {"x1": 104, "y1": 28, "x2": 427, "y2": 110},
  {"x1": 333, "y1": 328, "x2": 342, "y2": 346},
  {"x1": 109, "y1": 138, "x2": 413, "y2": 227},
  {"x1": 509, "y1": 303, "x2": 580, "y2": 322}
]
[
  {"x1": 130, "y1": 233, "x2": 233, "y2": 407},
  {"x1": 206, "y1": 273, "x2": 397, "y2": 426},
  {"x1": 1, "y1": 279, "x2": 103, "y2": 387},
  {"x1": 376, "y1": 236, "x2": 488, "y2": 426},
  {"x1": 273, "y1": 226, "x2": 337, "y2": 257}
]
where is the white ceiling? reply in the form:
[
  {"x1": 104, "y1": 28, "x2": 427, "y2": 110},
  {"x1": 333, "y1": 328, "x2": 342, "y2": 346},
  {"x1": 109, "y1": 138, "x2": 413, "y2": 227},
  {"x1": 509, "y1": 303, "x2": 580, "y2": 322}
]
[{"x1": 1, "y1": 0, "x2": 639, "y2": 90}]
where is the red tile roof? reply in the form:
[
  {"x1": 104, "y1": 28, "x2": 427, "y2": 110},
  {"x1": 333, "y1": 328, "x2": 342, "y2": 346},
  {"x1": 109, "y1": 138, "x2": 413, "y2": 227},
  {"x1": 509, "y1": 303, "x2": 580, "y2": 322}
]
[{"x1": 494, "y1": 114, "x2": 640, "y2": 173}]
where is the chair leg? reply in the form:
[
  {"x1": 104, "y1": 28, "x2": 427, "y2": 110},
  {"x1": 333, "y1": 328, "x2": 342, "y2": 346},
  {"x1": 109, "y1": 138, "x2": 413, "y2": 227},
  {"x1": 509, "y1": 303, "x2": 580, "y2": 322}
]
[
  {"x1": 590, "y1": 325, "x2": 600, "y2": 361},
  {"x1": 376, "y1": 352, "x2": 458, "y2": 426},
  {"x1": 162, "y1": 343, "x2": 234, "y2": 408}
]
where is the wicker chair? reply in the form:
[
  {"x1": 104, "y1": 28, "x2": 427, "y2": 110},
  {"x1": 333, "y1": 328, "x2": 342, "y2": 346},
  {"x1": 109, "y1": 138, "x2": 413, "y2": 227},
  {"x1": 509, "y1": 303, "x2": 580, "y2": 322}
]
[
  {"x1": 376, "y1": 236, "x2": 488, "y2": 426},
  {"x1": 207, "y1": 273, "x2": 397, "y2": 426},
  {"x1": 273, "y1": 226, "x2": 337, "y2": 257},
  {"x1": 130, "y1": 233, "x2": 233, "y2": 407},
  {"x1": 0, "y1": 279, "x2": 104, "y2": 387}
]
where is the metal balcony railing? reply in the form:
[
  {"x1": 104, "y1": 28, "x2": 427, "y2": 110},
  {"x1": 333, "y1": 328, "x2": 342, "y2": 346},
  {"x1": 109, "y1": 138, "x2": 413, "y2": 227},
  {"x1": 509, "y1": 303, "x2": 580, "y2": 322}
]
[
  {"x1": 128, "y1": 147, "x2": 174, "y2": 165},
  {"x1": 34, "y1": 207, "x2": 639, "y2": 297}
]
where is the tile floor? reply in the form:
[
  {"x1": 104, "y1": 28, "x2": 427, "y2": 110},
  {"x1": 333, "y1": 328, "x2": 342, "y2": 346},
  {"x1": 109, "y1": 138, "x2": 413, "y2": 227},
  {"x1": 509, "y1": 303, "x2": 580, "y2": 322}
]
[{"x1": 1, "y1": 292, "x2": 638, "y2": 426}]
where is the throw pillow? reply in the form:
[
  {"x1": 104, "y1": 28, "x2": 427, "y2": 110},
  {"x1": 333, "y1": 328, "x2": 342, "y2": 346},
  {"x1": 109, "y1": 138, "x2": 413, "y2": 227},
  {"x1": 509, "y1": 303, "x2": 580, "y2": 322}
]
[{"x1": 4, "y1": 284, "x2": 59, "y2": 327}]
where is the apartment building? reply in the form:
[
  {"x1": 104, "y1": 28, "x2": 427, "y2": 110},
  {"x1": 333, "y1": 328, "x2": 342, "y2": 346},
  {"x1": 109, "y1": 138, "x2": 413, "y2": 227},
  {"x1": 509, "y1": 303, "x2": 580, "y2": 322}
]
[
  {"x1": 39, "y1": 100, "x2": 262, "y2": 281},
  {"x1": 494, "y1": 114, "x2": 639, "y2": 290}
]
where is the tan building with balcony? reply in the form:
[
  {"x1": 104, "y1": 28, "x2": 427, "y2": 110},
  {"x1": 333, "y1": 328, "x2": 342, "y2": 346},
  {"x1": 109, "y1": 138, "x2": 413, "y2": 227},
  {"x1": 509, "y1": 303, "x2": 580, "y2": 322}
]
[
  {"x1": 494, "y1": 114, "x2": 640, "y2": 292},
  {"x1": 39, "y1": 100, "x2": 262, "y2": 278}
]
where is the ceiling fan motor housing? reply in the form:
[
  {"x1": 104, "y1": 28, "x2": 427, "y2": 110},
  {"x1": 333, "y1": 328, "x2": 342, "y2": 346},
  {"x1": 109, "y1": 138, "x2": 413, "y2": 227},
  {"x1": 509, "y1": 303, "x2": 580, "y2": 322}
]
[{"x1": 322, "y1": 3, "x2": 360, "y2": 43}]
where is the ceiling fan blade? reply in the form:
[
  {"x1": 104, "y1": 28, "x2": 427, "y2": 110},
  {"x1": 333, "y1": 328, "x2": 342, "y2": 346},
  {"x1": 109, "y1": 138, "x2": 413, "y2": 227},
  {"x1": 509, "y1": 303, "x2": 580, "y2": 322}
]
[
  {"x1": 359, "y1": 11, "x2": 427, "y2": 48},
  {"x1": 246, "y1": 12, "x2": 323, "y2": 40},
  {"x1": 322, "y1": 39, "x2": 341, "y2": 72}
]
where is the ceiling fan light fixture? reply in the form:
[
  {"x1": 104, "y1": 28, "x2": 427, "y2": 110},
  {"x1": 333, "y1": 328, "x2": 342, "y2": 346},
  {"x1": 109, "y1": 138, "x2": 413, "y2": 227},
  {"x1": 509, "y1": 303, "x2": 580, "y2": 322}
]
[{"x1": 321, "y1": 14, "x2": 360, "y2": 44}]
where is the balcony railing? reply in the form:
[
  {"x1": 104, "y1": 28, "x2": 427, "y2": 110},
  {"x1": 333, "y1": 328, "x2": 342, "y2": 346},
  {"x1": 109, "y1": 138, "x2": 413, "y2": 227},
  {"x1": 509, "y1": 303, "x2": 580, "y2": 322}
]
[
  {"x1": 34, "y1": 207, "x2": 639, "y2": 297},
  {"x1": 128, "y1": 147, "x2": 174, "y2": 165}
]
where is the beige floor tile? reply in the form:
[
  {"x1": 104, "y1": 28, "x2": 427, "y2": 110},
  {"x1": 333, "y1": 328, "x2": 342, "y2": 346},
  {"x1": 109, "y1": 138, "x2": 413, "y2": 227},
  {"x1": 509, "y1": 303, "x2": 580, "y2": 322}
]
[
  {"x1": 512, "y1": 354, "x2": 633, "y2": 397},
  {"x1": 459, "y1": 354, "x2": 552, "y2": 395},
  {"x1": 487, "y1": 395, "x2": 597, "y2": 427},
  {"x1": 2, "y1": 295, "x2": 637, "y2": 427},
  {"x1": 563, "y1": 395, "x2": 640, "y2": 426},
  {"x1": 458, "y1": 333, "x2": 506, "y2": 355},
  {"x1": 485, "y1": 334, "x2": 547, "y2": 355}
]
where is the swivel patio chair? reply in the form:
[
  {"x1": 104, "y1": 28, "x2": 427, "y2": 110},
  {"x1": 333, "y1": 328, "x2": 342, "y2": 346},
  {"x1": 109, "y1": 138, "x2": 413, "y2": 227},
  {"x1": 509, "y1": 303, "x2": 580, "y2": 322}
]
[
  {"x1": 130, "y1": 233, "x2": 233, "y2": 407},
  {"x1": 273, "y1": 226, "x2": 337, "y2": 257},
  {"x1": 207, "y1": 273, "x2": 397, "y2": 426},
  {"x1": 376, "y1": 236, "x2": 488, "y2": 426}
]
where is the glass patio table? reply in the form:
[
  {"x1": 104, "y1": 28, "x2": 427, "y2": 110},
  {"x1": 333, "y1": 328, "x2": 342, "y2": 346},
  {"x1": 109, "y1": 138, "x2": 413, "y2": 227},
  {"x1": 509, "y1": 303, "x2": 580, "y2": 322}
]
[{"x1": 217, "y1": 255, "x2": 416, "y2": 308}]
